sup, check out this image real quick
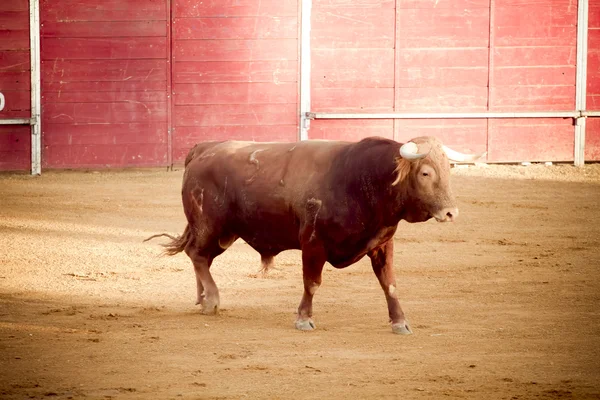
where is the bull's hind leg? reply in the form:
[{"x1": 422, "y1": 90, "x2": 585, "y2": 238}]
[
  {"x1": 368, "y1": 240, "x2": 412, "y2": 335},
  {"x1": 295, "y1": 247, "x2": 326, "y2": 331},
  {"x1": 186, "y1": 248, "x2": 220, "y2": 315}
]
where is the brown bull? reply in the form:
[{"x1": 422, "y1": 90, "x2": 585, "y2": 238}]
[{"x1": 148, "y1": 136, "x2": 482, "y2": 334}]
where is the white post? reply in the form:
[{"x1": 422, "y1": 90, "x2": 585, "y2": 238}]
[
  {"x1": 30, "y1": 0, "x2": 41, "y2": 175},
  {"x1": 575, "y1": 0, "x2": 588, "y2": 167},
  {"x1": 299, "y1": 0, "x2": 312, "y2": 141}
]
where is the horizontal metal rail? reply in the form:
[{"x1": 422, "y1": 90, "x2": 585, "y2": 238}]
[
  {"x1": 307, "y1": 111, "x2": 581, "y2": 120},
  {"x1": 582, "y1": 111, "x2": 600, "y2": 117},
  {"x1": 0, "y1": 118, "x2": 34, "y2": 125}
]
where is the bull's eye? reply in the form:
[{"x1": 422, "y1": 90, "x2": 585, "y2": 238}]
[{"x1": 422, "y1": 172, "x2": 429, "y2": 177}]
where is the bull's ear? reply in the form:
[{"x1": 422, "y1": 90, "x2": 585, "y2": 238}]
[
  {"x1": 399, "y1": 141, "x2": 429, "y2": 161},
  {"x1": 392, "y1": 158, "x2": 411, "y2": 186}
]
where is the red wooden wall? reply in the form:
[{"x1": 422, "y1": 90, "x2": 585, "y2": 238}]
[
  {"x1": 171, "y1": 0, "x2": 299, "y2": 162},
  {"x1": 587, "y1": 1, "x2": 600, "y2": 160},
  {"x1": 40, "y1": 0, "x2": 169, "y2": 168},
  {"x1": 0, "y1": 0, "x2": 31, "y2": 170}
]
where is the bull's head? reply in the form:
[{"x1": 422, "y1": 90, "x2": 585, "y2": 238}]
[{"x1": 395, "y1": 136, "x2": 484, "y2": 223}]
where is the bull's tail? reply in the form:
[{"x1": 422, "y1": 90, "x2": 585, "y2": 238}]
[{"x1": 144, "y1": 225, "x2": 192, "y2": 256}]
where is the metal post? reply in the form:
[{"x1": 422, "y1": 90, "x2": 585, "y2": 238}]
[
  {"x1": 30, "y1": 0, "x2": 41, "y2": 175},
  {"x1": 299, "y1": 0, "x2": 312, "y2": 141},
  {"x1": 575, "y1": 0, "x2": 588, "y2": 166}
]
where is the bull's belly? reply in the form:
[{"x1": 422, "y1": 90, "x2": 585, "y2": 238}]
[{"x1": 233, "y1": 220, "x2": 302, "y2": 256}]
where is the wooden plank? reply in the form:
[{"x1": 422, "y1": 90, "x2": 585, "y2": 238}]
[
  {"x1": 0, "y1": 90, "x2": 30, "y2": 112},
  {"x1": 42, "y1": 21, "x2": 167, "y2": 38},
  {"x1": 174, "y1": 17, "x2": 297, "y2": 40},
  {"x1": 587, "y1": 30, "x2": 600, "y2": 104},
  {"x1": 493, "y1": 46, "x2": 577, "y2": 67},
  {"x1": 312, "y1": 48, "x2": 394, "y2": 88},
  {"x1": 173, "y1": 82, "x2": 297, "y2": 105},
  {"x1": 41, "y1": 59, "x2": 167, "y2": 83},
  {"x1": 0, "y1": 11, "x2": 30, "y2": 30},
  {"x1": 585, "y1": 118, "x2": 600, "y2": 161},
  {"x1": 312, "y1": 88, "x2": 394, "y2": 111},
  {"x1": 0, "y1": 29, "x2": 29, "y2": 51},
  {"x1": 312, "y1": 9, "x2": 395, "y2": 48},
  {"x1": 308, "y1": 120, "x2": 394, "y2": 141},
  {"x1": 174, "y1": 104, "x2": 297, "y2": 126},
  {"x1": 0, "y1": 71, "x2": 31, "y2": 90},
  {"x1": 41, "y1": 0, "x2": 167, "y2": 22},
  {"x1": 175, "y1": 0, "x2": 298, "y2": 17},
  {"x1": 42, "y1": 37, "x2": 167, "y2": 60},
  {"x1": 590, "y1": 2, "x2": 600, "y2": 28},
  {"x1": 397, "y1": 48, "x2": 488, "y2": 68},
  {"x1": 0, "y1": 1, "x2": 28, "y2": 12},
  {"x1": 0, "y1": 51, "x2": 29, "y2": 71},
  {"x1": 397, "y1": 0, "x2": 489, "y2": 8},
  {"x1": 395, "y1": 87, "x2": 488, "y2": 111},
  {"x1": 174, "y1": 39, "x2": 298, "y2": 62},
  {"x1": 493, "y1": 66, "x2": 576, "y2": 86},
  {"x1": 44, "y1": 91, "x2": 167, "y2": 103},
  {"x1": 43, "y1": 102, "x2": 167, "y2": 123},
  {"x1": 397, "y1": 8, "x2": 489, "y2": 48},
  {"x1": 173, "y1": 60, "x2": 298, "y2": 84},
  {"x1": 395, "y1": 119, "x2": 488, "y2": 156},
  {"x1": 43, "y1": 143, "x2": 168, "y2": 168},
  {"x1": 42, "y1": 122, "x2": 167, "y2": 145},
  {"x1": 43, "y1": 80, "x2": 167, "y2": 93},
  {"x1": 0, "y1": 126, "x2": 30, "y2": 171},
  {"x1": 173, "y1": 125, "x2": 297, "y2": 152},
  {"x1": 490, "y1": 86, "x2": 575, "y2": 111},
  {"x1": 487, "y1": 119, "x2": 574, "y2": 162},
  {"x1": 494, "y1": 5, "x2": 577, "y2": 46},
  {"x1": 315, "y1": 0, "x2": 395, "y2": 7}
]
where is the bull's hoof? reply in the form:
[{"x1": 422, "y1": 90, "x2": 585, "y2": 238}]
[
  {"x1": 295, "y1": 319, "x2": 316, "y2": 331},
  {"x1": 391, "y1": 321, "x2": 412, "y2": 335},
  {"x1": 198, "y1": 299, "x2": 220, "y2": 315}
]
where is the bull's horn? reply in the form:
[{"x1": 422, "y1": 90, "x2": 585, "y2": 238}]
[
  {"x1": 399, "y1": 141, "x2": 430, "y2": 160},
  {"x1": 442, "y1": 145, "x2": 486, "y2": 162}
]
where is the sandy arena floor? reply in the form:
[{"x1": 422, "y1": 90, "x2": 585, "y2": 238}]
[{"x1": 0, "y1": 164, "x2": 599, "y2": 399}]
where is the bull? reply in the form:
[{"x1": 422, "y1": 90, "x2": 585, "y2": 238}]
[{"x1": 147, "y1": 136, "x2": 482, "y2": 334}]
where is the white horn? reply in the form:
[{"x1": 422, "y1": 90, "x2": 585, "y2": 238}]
[
  {"x1": 399, "y1": 141, "x2": 429, "y2": 160},
  {"x1": 442, "y1": 145, "x2": 486, "y2": 163}
]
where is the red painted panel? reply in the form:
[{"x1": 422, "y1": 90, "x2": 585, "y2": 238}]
[
  {"x1": 585, "y1": 118, "x2": 600, "y2": 161},
  {"x1": 174, "y1": 39, "x2": 298, "y2": 62},
  {"x1": 493, "y1": 66, "x2": 575, "y2": 86},
  {"x1": 175, "y1": 17, "x2": 297, "y2": 40},
  {"x1": 493, "y1": 46, "x2": 577, "y2": 67},
  {"x1": 315, "y1": 0, "x2": 394, "y2": 7},
  {"x1": 397, "y1": 0, "x2": 488, "y2": 8},
  {"x1": 41, "y1": 0, "x2": 167, "y2": 22},
  {"x1": 0, "y1": 1, "x2": 28, "y2": 11},
  {"x1": 43, "y1": 102, "x2": 167, "y2": 124},
  {"x1": 308, "y1": 120, "x2": 394, "y2": 141},
  {"x1": 0, "y1": 11, "x2": 29, "y2": 30},
  {"x1": 396, "y1": 8, "x2": 489, "y2": 48},
  {"x1": 313, "y1": 49, "x2": 394, "y2": 89},
  {"x1": 42, "y1": 38, "x2": 167, "y2": 60},
  {"x1": 0, "y1": 126, "x2": 30, "y2": 171},
  {"x1": 0, "y1": 51, "x2": 30, "y2": 70},
  {"x1": 44, "y1": 91, "x2": 167, "y2": 103},
  {"x1": 42, "y1": 21, "x2": 167, "y2": 38},
  {"x1": 41, "y1": 59, "x2": 167, "y2": 83},
  {"x1": 312, "y1": 9, "x2": 395, "y2": 48},
  {"x1": 494, "y1": 5, "x2": 577, "y2": 46},
  {"x1": 394, "y1": 119, "x2": 488, "y2": 156},
  {"x1": 312, "y1": 88, "x2": 394, "y2": 111},
  {"x1": 487, "y1": 119, "x2": 574, "y2": 162},
  {"x1": 173, "y1": 60, "x2": 297, "y2": 84},
  {"x1": 395, "y1": 87, "x2": 488, "y2": 111},
  {"x1": 175, "y1": 0, "x2": 298, "y2": 17},
  {"x1": 590, "y1": 2, "x2": 600, "y2": 28},
  {"x1": 43, "y1": 81, "x2": 167, "y2": 93},
  {"x1": 490, "y1": 86, "x2": 575, "y2": 111},
  {"x1": 42, "y1": 123, "x2": 167, "y2": 146},
  {"x1": 0, "y1": 71, "x2": 30, "y2": 91},
  {"x1": 174, "y1": 104, "x2": 297, "y2": 127},
  {"x1": 0, "y1": 90, "x2": 30, "y2": 112},
  {"x1": 0, "y1": 29, "x2": 29, "y2": 51},
  {"x1": 173, "y1": 82, "x2": 297, "y2": 105},
  {"x1": 587, "y1": 30, "x2": 600, "y2": 107},
  {"x1": 43, "y1": 143, "x2": 168, "y2": 168}
]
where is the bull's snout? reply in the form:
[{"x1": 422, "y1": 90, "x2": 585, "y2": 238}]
[{"x1": 434, "y1": 207, "x2": 459, "y2": 222}]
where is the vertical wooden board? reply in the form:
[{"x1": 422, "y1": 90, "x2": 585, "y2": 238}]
[
  {"x1": 395, "y1": 87, "x2": 488, "y2": 111},
  {"x1": 490, "y1": 86, "x2": 575, "y2": 111},
  {"x1": 585, "y1": 118, "x2": 600, "y2": 161},
  {"x1": 308, "y1": 120, "x2": 394, "y2": 141},
  {"x1": 312, "y1": 48, "x2": 394, "y2": 88},
  {"x1": 311, "y1": 88, "x2": 394, "y2": 111},
  {"x1": 173, "y1": 82, "x2": 297, "y2": 105},
  {"x1": 173, "y1": 60, "x2": 298, "y2": 83},
  {"x1": 175, "y1": 0, "x2": 298, "y2": 17},
  {"x1": 311, "y1": 8, "x2": 395, "y2": 48},
  {"x1": 394, "y1": 119, "x2": 488, "y2": 155},
  {"x1": 174, "y1": 17, "x2": 297, "y2": 40},
  {"x1": 487, "y1": 119, "x2": 574, "y2": 162},
  {"x1": 0, "y1": 125, "x2": 30, "y2": 170},
  {"x1": 396, "y1": 7, "x2": 489, "y2": 48}
]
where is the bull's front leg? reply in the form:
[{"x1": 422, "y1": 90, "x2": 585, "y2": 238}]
[
  {"x1": 368, "y1": 239, "x2": 412, "y2": 335},
  {"x1": 295, "y1": 246, "x2": 326, "y2": 331}
]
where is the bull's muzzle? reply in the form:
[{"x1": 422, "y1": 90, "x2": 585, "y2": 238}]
[{"x1": 434, "y1": 207, "x2": 459, "y2": 222}]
